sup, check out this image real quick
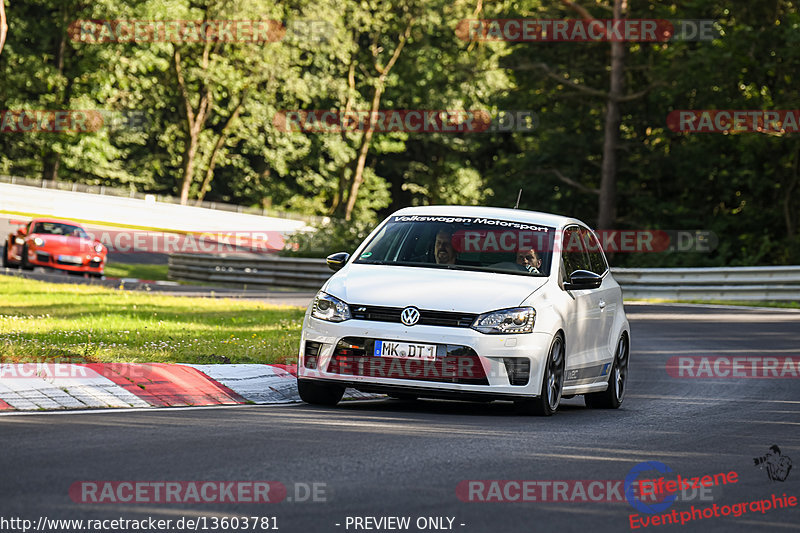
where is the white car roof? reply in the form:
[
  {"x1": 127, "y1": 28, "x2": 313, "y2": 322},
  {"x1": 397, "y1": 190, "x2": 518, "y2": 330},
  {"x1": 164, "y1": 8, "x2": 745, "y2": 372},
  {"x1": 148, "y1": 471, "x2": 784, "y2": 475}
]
[{"x1": 390, "y1": 205, "x2": 587, "y2": 230}]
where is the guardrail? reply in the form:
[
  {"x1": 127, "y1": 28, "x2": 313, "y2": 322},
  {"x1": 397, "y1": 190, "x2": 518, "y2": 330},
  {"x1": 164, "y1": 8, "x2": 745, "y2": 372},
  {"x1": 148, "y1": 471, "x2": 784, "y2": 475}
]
[
  {"x1": 611, "y1": 266, "x2": 800, "y2": 301},
  {"x1": 168, "y1": 254, "x2": 800, "y2": 301},
  {"x1": 168, "y1": 254, "x2": 331, "y2": 290}
]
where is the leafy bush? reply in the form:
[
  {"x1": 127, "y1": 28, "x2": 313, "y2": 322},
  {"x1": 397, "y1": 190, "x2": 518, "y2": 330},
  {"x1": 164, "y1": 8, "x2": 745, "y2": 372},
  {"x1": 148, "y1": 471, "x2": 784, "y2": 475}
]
[{"x1": 282, "y1": 218, "x2": 377, "y2": 258}]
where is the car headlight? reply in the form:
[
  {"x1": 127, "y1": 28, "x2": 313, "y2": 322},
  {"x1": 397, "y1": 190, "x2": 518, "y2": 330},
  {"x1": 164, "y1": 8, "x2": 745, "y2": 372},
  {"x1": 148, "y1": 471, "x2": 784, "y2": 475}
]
[
  {"x1": 311, "y1": 292, "x2": 351, "y2": 322},
  {"x1": 94, "y1": 243, "x2": 104, "y2": 253},
  {"x1": 472, "y1": 307, "x2": 535, "y2": 334},
  {"x1": 33, "y1": 237, "x2": 45, "y2": 246}
]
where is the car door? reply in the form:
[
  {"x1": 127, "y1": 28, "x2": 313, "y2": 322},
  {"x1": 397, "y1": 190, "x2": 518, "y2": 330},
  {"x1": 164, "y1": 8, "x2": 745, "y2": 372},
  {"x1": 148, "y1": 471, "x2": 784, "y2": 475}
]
[
  {"x1": 560, "y1": 225, "x2": 602, "y2": 379},
  {"x1": 579, "y1": 226, "x2": 618, "y2": 372}
]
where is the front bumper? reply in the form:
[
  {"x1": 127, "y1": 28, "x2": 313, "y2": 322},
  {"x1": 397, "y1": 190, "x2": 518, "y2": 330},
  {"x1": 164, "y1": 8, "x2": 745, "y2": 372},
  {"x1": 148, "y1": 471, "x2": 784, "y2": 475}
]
[
  {"x1": 28, "y1": 249, "x2": 105, "y2": 273},
  {"x1": 298, "y1": 316, "x2": 554, "y2": 399}
]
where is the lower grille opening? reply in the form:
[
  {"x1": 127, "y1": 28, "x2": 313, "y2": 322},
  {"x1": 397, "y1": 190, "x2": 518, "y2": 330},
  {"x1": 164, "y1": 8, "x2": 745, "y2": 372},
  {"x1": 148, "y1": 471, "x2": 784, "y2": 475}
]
[
  {"x1": 328, "y1": 355, "x2": 488, "y2": 385},
  {"x1": 327, "y1": 337, "x2": 488, "y2": 385},
  {"x1": 503, "y1": 358, "x2": 531, "y2": 386}
]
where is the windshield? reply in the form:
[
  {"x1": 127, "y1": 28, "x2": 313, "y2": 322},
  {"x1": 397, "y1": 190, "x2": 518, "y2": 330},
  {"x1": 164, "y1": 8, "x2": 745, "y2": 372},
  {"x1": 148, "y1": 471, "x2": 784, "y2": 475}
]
[
  {"x1": 355, "y1": 215, "x2": 555, "y2": 277},
  {"x1": 33, "y1": 222, "x2": 88, "y2": 239}
]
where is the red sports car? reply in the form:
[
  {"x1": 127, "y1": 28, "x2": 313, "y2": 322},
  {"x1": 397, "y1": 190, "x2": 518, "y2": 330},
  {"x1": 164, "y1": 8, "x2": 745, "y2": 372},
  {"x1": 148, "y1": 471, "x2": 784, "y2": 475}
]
[{"x1": 2, "y1": 218, "x2": 107, "y2": 277}]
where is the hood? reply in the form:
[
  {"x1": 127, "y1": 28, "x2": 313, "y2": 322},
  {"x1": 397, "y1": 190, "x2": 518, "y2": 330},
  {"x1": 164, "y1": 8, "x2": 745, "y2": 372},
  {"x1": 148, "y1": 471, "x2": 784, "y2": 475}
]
[
  {"x1": 324, "y1": 264, "x2": 548, "y2": 313},
  {"x1": 32, "y1": 234, "x2": 96, "y2": 251}
]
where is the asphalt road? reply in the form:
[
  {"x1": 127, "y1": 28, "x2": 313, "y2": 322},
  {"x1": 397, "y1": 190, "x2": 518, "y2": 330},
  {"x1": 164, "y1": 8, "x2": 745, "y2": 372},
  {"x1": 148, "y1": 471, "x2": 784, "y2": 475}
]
[{"x1": 1, "y1": 304, "x2": 799, "y2": 533}]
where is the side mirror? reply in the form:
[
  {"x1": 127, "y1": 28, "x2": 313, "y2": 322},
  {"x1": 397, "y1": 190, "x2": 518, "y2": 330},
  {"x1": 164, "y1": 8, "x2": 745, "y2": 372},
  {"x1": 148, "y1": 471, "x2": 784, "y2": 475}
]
[
  {"x1": 326, "y1": 252, "x2": 350, "y2": 272},
  {"x1": 17, "y1": 227, "x2": 27, "y2": 236},
  {"x1": 564, "y1": 269, "x2": 602, "y2": 291}
]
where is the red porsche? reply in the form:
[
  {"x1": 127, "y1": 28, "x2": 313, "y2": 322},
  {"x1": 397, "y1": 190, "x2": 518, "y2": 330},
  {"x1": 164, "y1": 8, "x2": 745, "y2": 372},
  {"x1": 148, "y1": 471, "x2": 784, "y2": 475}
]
[{"x1": 2, "y1": 218, "x2": 107, "y2": 277}]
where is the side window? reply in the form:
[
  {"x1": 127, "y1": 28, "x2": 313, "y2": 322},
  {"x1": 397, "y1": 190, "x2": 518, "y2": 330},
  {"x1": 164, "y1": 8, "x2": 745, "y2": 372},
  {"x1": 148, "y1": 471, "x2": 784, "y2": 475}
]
[
  {"x1": 581, "y1": 228, "x2": 608, "y2": 275},
  {"x1": 562, "y1": 226, "x2": 591, "y2": 278}
]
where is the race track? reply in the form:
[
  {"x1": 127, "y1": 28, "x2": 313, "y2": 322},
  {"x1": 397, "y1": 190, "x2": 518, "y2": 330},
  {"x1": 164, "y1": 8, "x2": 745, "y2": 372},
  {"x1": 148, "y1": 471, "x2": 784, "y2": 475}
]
[{"x1": 1, "y1": 304, "x2": 799, "y2": 533}]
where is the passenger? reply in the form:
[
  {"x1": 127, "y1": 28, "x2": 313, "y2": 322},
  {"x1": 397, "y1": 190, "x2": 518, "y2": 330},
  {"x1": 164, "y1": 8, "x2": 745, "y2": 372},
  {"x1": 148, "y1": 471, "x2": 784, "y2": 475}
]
[
  {"x1": 516, "y1": 248, "x2": 542, "y2": 274},
  {"x1": 434, "y1": 229, "x2": 457, "y2": 265}
]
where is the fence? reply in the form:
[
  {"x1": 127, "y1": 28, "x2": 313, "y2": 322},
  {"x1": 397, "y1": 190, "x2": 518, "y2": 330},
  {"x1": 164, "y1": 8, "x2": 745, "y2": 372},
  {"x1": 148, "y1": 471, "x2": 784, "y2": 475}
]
[
  {"x1": 168, "y1": 254, "x2": 332, "y2": 290},
  {"x1": 167, "y1": 255, "x2": 800, "y2": 301},
  {"x1": 611, "y1": 266, "x2": 800, "y2": 301}
]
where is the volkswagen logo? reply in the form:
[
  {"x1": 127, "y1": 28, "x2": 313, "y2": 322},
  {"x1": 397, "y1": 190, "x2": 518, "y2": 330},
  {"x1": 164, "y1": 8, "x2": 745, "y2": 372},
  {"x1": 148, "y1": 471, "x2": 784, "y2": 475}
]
[{"x1": 400, "y1": 307, "x2": 421, "y2": 326}]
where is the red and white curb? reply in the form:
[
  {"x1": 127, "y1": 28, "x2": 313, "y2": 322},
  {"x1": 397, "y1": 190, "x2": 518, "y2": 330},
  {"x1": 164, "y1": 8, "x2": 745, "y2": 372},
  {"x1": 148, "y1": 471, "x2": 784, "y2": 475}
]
[{"x1": 0, "y1": 363, "x2": 376, "y2": 412}]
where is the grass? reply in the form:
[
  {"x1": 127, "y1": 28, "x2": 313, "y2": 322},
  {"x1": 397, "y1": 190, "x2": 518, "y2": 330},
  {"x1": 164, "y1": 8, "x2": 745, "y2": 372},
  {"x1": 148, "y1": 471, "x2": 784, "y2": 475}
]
[
  {"x1": 103, "y1": 262, "x2": 170, "y2": 281},
  {"x1": 630, "y1": 299, "x2": 800, "y2": 309},
  {"x1": 0, "y1": 275, "x2": 305, "y2": 364}
]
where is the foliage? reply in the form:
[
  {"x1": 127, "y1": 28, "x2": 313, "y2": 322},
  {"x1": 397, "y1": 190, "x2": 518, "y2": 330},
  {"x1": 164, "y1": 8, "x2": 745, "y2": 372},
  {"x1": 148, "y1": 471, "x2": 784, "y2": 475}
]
[
  {"x1": 1, "y1": 0, "x2": 799, "y2": 265},
  {"x1": 283, "y1": 217, "x2": 377, "y2": 258}
]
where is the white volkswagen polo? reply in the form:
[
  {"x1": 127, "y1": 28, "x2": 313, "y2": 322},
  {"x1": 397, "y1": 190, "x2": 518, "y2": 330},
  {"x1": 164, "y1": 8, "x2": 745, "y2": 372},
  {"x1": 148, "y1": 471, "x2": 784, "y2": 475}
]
[{"x1": 297, "y1": 206, "x2": 630, "y2": 415}]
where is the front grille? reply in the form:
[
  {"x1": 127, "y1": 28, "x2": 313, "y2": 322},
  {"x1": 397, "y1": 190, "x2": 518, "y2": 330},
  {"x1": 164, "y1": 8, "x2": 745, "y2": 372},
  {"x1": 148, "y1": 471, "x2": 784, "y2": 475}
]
[
  {"x1": 350, "y1": 305, "x2": 477, "y2": 328},
  {"x1": 327, "y1": 337, "x2": 488, "y2": 385},
  {"x1": 36, "y1": 253, "x2": 50, "y2": 263}
]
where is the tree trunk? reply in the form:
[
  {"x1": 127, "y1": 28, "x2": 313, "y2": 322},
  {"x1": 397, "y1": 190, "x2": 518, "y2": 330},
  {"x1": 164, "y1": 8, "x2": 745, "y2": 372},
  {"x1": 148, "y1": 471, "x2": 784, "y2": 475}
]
[
  {"x1": 195, "y1": 95, "x2": 246, "y2": 204},
  {"x1": 0, "y1": 0, "x2": 7, "y2": 57},
  {"x1": 180, "y1": 134, "x2": 199, "y2": 205},
  {"x1": 330, "y1": 61, "x2": 358, "y2": 215},
  {"x1": 597, "y1": 0, "x2": 627, "y2": 230},
  {"x1": 784, "y1": 144, "x2": 799, "y2": 238},
  {"x1": 337, "y1": 20, "x2": 413, "y2": 220},
  {"x1": 41, "y1": 7, "x2": 70, "y2": 183},
  {"x1": 343, "y1": 85, "x2": 384, "y2": 221},
  {"x1": 42, "y1": 157, "x2": 60, "y2": 182},
  {"x1": 173, "y1": 47, "x2": 212, "y2": 205}
]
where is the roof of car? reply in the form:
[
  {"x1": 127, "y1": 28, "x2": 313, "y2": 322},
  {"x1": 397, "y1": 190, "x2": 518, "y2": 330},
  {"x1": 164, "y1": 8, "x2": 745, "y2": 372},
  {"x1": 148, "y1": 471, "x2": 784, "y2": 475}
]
[
  {"x1": 31, "y1": 218, "x2": 86, "y2": 226},
  {"x1": 390, "y1": 205, "x2": 586, "y2": 229}
]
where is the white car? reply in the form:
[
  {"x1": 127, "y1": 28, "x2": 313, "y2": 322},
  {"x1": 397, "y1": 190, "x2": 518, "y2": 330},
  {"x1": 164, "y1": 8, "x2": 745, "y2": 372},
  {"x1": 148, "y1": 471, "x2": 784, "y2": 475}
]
[{"x1": 297, "y1": 206, "x2": 630, "y2": 415}]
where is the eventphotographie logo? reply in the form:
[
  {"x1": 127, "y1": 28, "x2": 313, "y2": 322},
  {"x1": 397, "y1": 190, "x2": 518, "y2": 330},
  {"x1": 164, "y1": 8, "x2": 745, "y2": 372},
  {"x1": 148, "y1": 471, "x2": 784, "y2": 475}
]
[{"x1": 754, "y1": 445, "x2": 793, "y2": 482}]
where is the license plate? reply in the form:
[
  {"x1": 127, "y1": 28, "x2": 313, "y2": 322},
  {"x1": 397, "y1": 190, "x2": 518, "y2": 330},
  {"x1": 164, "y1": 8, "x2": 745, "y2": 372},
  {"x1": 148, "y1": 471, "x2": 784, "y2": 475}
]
[
  {"x1": 373, "y1": 340, "x2": 436, "y2": 360},
  {"x1": 58, "y1": 255, "x2": 82, "y2": 264}
]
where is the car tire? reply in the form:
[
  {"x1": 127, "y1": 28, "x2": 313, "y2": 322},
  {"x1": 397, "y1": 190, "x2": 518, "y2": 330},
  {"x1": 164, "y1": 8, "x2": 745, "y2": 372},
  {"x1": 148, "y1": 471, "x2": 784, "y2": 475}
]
[
  {"x1": 516, "y1": 333, "x2": 565, "y2": 416},
  {"x1": 298, "y1": 379, "x2": 345, "y2": 406},
  {"x1": 585, "y1": 333, "x2": 629, "y2": 409},
  {"x1": 20, "y1": 244, "x2": 33, "y2": 270}
]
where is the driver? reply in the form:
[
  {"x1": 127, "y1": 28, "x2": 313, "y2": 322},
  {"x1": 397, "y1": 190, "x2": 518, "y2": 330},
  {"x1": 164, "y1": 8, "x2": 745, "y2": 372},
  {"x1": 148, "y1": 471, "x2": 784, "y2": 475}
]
[
  {"x1": 516, "y1": 248, "x2": 542, "y2": 274},
  {"x1": 434, "y1": 229, "x2": 457, "y2": 265}
]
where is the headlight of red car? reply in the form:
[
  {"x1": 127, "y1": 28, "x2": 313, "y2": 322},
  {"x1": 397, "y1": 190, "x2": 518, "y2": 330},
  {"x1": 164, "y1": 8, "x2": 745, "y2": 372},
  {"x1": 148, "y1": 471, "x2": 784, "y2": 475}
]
[
  {"x1": 94, "y1": 243, "x2": 104, "y2": 253},
  {"x1": 33, "y1": 237, "x2": 45, "y2": 246}
]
